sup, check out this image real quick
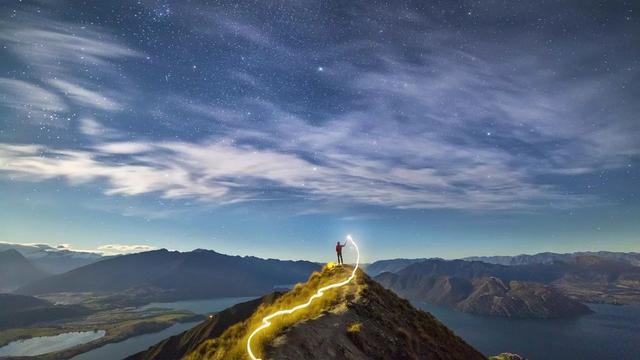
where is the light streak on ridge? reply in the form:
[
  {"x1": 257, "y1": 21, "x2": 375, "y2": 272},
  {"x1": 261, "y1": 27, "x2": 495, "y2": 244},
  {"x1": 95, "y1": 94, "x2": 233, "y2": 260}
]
[{"x1": 246, "y1": 235, "x2": 360, "y2": 360}]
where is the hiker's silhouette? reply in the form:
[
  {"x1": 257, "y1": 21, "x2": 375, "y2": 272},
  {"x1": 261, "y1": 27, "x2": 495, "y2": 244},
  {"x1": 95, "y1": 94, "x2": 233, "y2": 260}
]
[{"x1": 336, "y1": 241, "x2": 346, "y2": 265}]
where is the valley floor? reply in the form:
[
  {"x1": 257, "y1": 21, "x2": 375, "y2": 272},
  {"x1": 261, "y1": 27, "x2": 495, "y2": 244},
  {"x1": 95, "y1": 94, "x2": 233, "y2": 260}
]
[{"x1": 0, "y1": 295, "x2": 201, "y2": 360}]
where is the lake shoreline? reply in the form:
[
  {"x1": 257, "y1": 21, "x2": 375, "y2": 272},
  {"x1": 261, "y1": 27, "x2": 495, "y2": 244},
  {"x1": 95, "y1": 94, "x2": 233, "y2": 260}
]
[
  {"x1": 0, "y1": 330, "x2": 105, "y2": 357},
  {"x1": 32, "y1": 318, "x2": 202, "y2": 360},
  {"x1": 0, "y1": 307, "x2": 202, "y2": 360}
]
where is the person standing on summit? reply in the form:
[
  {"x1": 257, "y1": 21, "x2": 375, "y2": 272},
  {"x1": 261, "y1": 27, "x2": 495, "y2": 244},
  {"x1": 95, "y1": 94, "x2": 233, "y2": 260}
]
[{"x1": 336, "y1": 240, "x2": 347, "y2": 265}]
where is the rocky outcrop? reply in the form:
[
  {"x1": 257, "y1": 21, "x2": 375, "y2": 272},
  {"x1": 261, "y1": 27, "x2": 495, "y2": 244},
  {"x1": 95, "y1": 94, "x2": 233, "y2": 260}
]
[
  {"x1": 265, "y1": 271, "x2": 486, "y2": 360},
  {"x1": 490, "y1": 353, "x2": 527, "y2": 360}
]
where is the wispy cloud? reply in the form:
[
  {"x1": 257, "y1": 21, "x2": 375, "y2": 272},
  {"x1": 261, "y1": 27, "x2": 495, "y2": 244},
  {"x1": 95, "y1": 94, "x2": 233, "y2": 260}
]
[
  {"x1": 49, "y1": 79, "x2": 121, "y2": 111},
  {"x1": 0, "y1": 117, "x2": 587, "y2": 210},
  {"x1": 0, "y1": 11, "x2": 142, "y2": 125},
  {"x1": 78, "y1": 117, "x2": 123, "y2": 139},
  {"x1": 0, "y1": 13, "x2": 142, "y2": 74},
  {"x1": 0, "y1": 78, "x2": 67, "y2": 123},
  {"x1": 96, "y1": 244, "x2": 157, "y2": 255}
]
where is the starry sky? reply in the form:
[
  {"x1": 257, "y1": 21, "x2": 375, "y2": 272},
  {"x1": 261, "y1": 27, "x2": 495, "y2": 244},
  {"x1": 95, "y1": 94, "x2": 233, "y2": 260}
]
[{"x1": 0, "y1": 0, "x2": 638, "y2": 262}]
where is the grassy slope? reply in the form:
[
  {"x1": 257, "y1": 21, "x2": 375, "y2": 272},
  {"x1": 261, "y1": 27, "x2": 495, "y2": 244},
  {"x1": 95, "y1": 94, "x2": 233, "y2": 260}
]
[{"x1": 186, "y1": 265, "x2": 358, "y2": 360}]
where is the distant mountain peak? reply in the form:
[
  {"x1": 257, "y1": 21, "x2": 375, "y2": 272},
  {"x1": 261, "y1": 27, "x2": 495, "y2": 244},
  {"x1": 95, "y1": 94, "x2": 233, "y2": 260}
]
[
  {"x1": 192, "y1": 248, "x2": 218, "y2": 253},
  {"x1": 0, "y1": 242, "x2": 105, "y2": 274},
  {"x1": 0, "y1": 249, "x2": 49, "y2": 290},
  {"x1": 0, "y1": 248, "x2": 23, "y2": 258}
]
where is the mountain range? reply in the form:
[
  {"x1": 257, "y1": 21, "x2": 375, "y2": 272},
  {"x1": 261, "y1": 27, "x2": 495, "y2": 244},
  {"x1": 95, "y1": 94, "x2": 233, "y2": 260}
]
[
  {"x1": 0, "y1": 242, "x2": 104, "y2": 274},
  {"x1": 364, "y1": 251, "x2": 640, "y2": 276},
  {"x1": 4, "y1": 245, "x2": 639, "y2": 324},
  {"x1": 463, "y1": 251, "x2": 640, "y2": 267},
  {"x1": 374, "y1": 256, "x2": 640, "y2": 316},
  {"x1": 17, "y1": 249, "x2": 320, "y2": 303}
]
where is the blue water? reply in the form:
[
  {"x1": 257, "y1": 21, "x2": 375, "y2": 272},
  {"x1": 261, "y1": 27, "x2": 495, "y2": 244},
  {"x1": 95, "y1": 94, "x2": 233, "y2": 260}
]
[
  {"x1": 71, "y1": 297, "x2": 251, "y2": 359},
  {"x1": 139, "y1": 296, "x2": 256, "y2": 315},
  {"x1": 417, "y1": 302, "x2": 640, "y2": 360},
  {"x1": 70, "y1": 322, "x2": 198, "y2": 360},
  {"x1": 0, "y1": 330, "x2": 105, "y2": 357}
]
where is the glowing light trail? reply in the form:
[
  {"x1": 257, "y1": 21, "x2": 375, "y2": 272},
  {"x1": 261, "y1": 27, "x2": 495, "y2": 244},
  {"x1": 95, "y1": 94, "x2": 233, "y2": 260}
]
[{"x1": 246, "y1": 235, "x2": 360, "y2": 360}]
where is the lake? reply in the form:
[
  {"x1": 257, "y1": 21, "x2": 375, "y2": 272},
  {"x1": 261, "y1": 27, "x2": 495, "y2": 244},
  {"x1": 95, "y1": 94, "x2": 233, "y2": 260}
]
[
  {"x1": 139, "y1": 296, "x2": 256, "y2": 315},
  {"x1": 70, "y1": 322, "x2": 198, "y2": 360},
  {"x1": 417, "y1": 302, "x2": 640, "y2": 360},
  {"x1": 71, "y1": 297, "x2": 252, "y2": 360},
  {"x1": 0, "y1": 330, "x2": 105, "y2": 357}
]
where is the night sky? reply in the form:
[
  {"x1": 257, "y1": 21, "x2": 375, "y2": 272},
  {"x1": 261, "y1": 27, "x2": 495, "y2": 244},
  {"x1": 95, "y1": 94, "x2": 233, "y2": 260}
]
[{"x1": 0, "y1": 0, "x2": 638, "y2": 262}]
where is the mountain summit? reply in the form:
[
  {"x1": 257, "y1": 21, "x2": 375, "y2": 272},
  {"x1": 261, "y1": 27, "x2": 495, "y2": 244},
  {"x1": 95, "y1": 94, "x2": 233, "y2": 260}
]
[{"x1": 132, "y1": 264, "x2": 486, "y2": 359}]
